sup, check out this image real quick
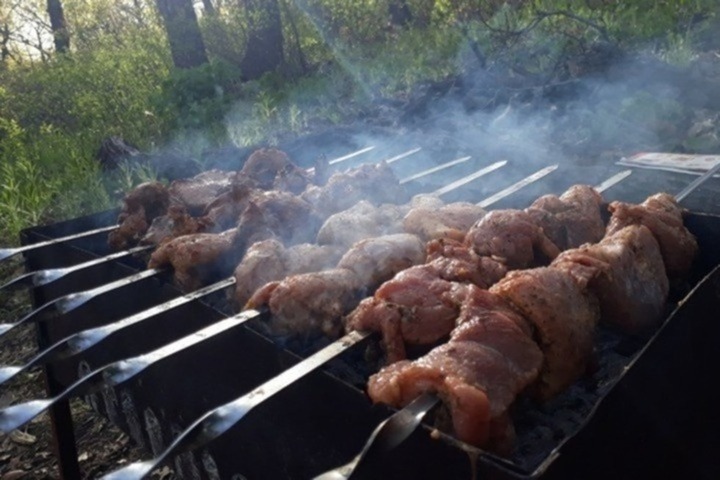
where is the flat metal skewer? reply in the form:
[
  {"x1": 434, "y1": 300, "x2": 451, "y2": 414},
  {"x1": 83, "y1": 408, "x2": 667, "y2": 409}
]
[
  {"x1": 0, "y1": 309, "x2": 263, "y2": 435},
  {"x1": 0, "y1": 277, "x2": 237, "y2": 386},
  {"x1": 0, "y1": 268, "x2": 164, "y2": 340},
  {"x1": 0, "y1": 245, "x2": 153, "y2": 292},
  {"x1": 0, "y1": 224, "x2": 119, "y2": 264}
]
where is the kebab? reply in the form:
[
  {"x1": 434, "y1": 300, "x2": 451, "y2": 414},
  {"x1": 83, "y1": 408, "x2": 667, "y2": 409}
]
[
  {"x1": 87, "y1": 170, "x2": 647, "y2": 480},
  {"x1": 0, "y1": 148, "x2": 480, "y2": 340},
  {"x1": 328, "y1": 181, "x2": 705, "y2": 473},
  {"x1": 0, "y1": 159, "x2": 509, "y2": 383},
  {"x1": 0, "y1": 165, "x2": 561, "y2": 435}
]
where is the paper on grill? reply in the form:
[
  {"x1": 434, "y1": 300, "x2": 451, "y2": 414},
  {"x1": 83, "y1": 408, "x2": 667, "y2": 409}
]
[{"x1": 617, "y1": 152, "x2": 720, "y2": 176}]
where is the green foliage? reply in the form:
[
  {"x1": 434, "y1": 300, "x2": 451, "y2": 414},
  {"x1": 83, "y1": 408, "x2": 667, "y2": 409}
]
[{"x1": 153, "y1": 60, "x2": 241, "y2": 141}]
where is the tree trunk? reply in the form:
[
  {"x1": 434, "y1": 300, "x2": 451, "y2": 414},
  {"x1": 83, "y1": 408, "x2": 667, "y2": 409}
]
[
  {"x1": 389, "y1": 0, "x2": 412, "y2": 27},
  {"x1": 46, "y1": 0, "x2": 69, "y2": 53},
  {"x1": 156, "y1": 0, "x2": 209, "y2": 69},
  {"x1": 201, "y1": 0, "x2": 216, "y2": 15},
  {"x1": 238, "y1": 0, "x2": 284, "y2": 80}
]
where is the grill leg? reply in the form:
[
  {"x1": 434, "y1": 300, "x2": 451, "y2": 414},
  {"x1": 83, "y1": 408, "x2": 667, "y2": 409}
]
[{"x1": 43, "y1": 363, "x2": 82, "y2": 479}]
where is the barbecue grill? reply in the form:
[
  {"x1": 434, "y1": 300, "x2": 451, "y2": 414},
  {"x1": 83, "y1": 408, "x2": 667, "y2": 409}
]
[{"x1": 3, "y1": 144, "x2": 720, "y2": 480}]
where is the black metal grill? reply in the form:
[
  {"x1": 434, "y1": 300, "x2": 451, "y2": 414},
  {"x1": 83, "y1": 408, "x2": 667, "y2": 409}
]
[{"x1": 11, "y1": 150, "x2": 720, "y2": 479}]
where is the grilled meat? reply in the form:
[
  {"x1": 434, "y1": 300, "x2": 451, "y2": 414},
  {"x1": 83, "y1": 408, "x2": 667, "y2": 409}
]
[
  {"x1": 426, "y1": 238, "x2": 507, "y2": 287},
  {"x1": 552, "y1": 225, "x2": 669, "y2": 333},
  {"x1": 141, "y1": 204, "x2": 212, "y2": 246},
  {"x1": 108, "y1": 182, "x2": 170, "y2": 250},
  {"x1": 464, "y1": 210, "x2": 561, "y2": 269},
  {"x1": 316, "y1": 201, "x2": 407, "y2": 248},
  {"x1": 404, "y1": 201, "x2": 486, "y2": 242},
  {"x1": 248, "y1": 234, "x2": 427, "y2": 338},
  {"x1": 232, "y1": 239, "x2": 344, "y2": 308},
  {"x1": 301, "y1": 161, "x2": 408, "y2": 217},
  {"x1": 241, "y1": 148, "x2": 312, "y2": 192},
  {"x1": 247, "y1": 268, "x2": 364, "y2": 337},
  {"x1": 525, "y1": 184, "x2": 605, "y2": 250},
  {"x1": 345, "y1": 264, "x2": 475, "y2": 363},
  {"x1": 607, "y1": 193, "x2": 698, "y2": 279},
  {"x1": 336, "y1": 233, "x2": 426, "y2": 290},
  {"x1": 368, "y1": 286, "x2": 542, "y2": 451},
  {"x1": 490, "y1": 267, "x2": 601, "y2": 400},
  {"x1": 168, "y1": 170, "x2": 235, "y2": 215},
  {"x1": 148, "y1": 229, "x2": 241, "y2": 291}
]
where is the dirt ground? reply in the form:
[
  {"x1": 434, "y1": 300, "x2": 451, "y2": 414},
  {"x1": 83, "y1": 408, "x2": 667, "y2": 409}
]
[{"x1": 0, "y1": 260, "x2": 160, "y2": 480}]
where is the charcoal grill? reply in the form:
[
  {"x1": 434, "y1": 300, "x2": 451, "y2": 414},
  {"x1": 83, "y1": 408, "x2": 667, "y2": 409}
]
[{"x1": 6, "y1": 147, "x2": 720, "y2": 480}]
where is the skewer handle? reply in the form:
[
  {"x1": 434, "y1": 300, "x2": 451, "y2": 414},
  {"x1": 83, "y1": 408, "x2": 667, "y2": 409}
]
[{"x1": 0, "y1": 224, "x2": 118, "y2": 264}]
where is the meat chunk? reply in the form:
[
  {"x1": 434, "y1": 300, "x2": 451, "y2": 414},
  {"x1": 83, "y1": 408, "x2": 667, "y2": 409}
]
[
  {"x1": 247, "y1": 269, "x2": 364, "y2": 337},
  {"x1": 301, "y1": 162, "x2": 408, "y2": 217},
  {"x1": 607, "y1": 193, "x2": 698, "y2": 279},
  {"x1": 235, "y1": 191, "x2": 319, "y2": 247},
  {"x1": 404, "y1": 202, "x2": 486, "y2": 242},
  {"x1": 426, "y1": 238, "x2": 507, "y2": 288},
  {"x1": 490, "y1": 267, "x2": 600, "y2": 400},
  {"x1": 109, "y1": 182, "x2": 170, "y2": 250},
  {"x1": 148, "y1": 229, "x2": 240, "y2": 291},
  {"x1": 241, "y1": 148, "x2": 311, "y2": 192},
  {"x1": 168, "y1": 170, "x2": 234, "y2": 215},
  {"x1": 232, "y1": 239, "x2": 344, "y2": 308},
  {"x1": 337, "y1": 234, "x2": 426, "y2": 290},
  {"x1": 368, "y1": 288, "x2": 542, "y2": 451},
  {"x1": 464, "y1": 210, "x2": 561, "y2": 269},
  {"x1": 141, "y1": 204, "x2": 212, "y2": 246},
  {"x1": 201, "y1": 182, "x2": 257, "y2": 231},
  {"x1": 316, "y1": 201, "x2": 408, "y2": 248},
  {"x1": 345, "y1": 265, "x2": 474, "y2": 362},
  {"x1": 525, "y1": 185, "x2": 605, "y2": 250},
  {"x1": 552, "y1": 225, "x2": 669, "y2": 333}
]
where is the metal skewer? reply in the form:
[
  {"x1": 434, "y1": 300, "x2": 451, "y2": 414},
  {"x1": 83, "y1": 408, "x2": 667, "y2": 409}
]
[
  {"x1": 0, "y1": 224, "x2": 119, "y2": 264},
  {"x1": 0, "y1": 245, "x2": 153, "y2": 292},
  {"x1": 0, "y1": 277, "x2": 237, "y2": 386},
  {"x1": 0, "y1": 268, "x2": 163, "y2": 339},
  {"x1": 0, "y1": 309, "x2": 263, "y2": 435}
]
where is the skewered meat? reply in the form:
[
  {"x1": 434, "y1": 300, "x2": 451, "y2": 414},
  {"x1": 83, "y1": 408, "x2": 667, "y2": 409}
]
[
  {"x1": 404, "y1": 202, "x2": 487, "y2": 242},
  {"x1": 336, "y1": 234, "x2": 426, "y2": 290},
  {"x1": 368, "y1": 286, "x2": 542, "y2": 451},
  {"x1": 301, "y1": 162, "x2": 408, "y2": 217},
  {"x1": 141, "y1": 204, "x2": 212, "y2": 246},
  {"x1": 525, "y1": 184, "x2": 605, "y2": 250},
  {"x1": 148, "y1": 229, "x2": 240, "y2": 291},
  {"x1": 247, "y1": 268, "x2": 364, "y2": 337},
  {"x1": 490, "y1": 267, "x2": 601, "y2": 400},
  {"x1": 607, "y1": 193, "x2": 698, "y2": 279},
  {"x1": 235, "y1": 190, "x2": 319, "y2": 247},
  {"x1": 108, "y1": 182, "x2": 170, "y2": 250},
  {"x1": 552, "y1": 225, "x2": 669, "y2": 333},
  {"x1": 316, "y1": 201, "x2": 407, "y2": 248},
  {"x1": 345, "y1": 265, "x2": 475, "y2": 363},
  {"x1": 426, "y1": 238, "x2": 507, "y2": 287},
  {"x1": 248, "y1": 234, "x2": 427, "y2": 338},
  {"x1": 464, "y1": 210, "x2": 561, "y2": 269},
  {"x1": 232, "y1": 239, "x2": 344, "y2": 308},
  {"x1": 168, "y1": 170, "x2": 235, "y2": 215},
  {"x1": 202, "y1": 182, "x2": 257, "y2": 231},
  {"x1": 241, "y1": 148, "x2": 312, "y2": 192}
]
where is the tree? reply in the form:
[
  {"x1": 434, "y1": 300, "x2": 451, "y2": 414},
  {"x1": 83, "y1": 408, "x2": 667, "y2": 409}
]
[
  {"x1": 47, "y1": 0, "x2": 69, "y2": 53},
  {"x1": 238, "y1": 0, "x2": 284, "y2": 80},
  {"x1": 389, "y1": 0, "x2": 412, "y2": 27},
  {"x1": 156, "y1": 0, "x2": 208, "y2": 69}
]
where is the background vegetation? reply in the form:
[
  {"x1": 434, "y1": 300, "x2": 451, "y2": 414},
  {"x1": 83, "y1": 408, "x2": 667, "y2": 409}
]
[{"x1": 0, "y1": 0, "x2": 718, "y2": 245}]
